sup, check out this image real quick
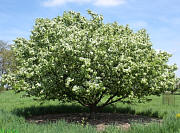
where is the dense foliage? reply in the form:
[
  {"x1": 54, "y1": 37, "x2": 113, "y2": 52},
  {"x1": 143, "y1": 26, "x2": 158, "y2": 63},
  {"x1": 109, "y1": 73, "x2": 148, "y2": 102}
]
[{"x1": 1, "y1": 10, "x2": 177, "y2": 113}]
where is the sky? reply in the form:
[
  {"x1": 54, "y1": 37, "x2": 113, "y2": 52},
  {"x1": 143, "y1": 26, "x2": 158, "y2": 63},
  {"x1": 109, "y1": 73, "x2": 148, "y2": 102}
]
[{"x1": 0, "y1": 0, "x2": 180, "y2": 77}]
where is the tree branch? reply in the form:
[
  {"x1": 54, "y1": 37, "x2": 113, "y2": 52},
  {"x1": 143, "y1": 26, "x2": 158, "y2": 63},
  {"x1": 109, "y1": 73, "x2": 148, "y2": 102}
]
[
  {"x1": 101, "y1": 92, "x2": 117, "y2": 107},
  {"x1": 74, "y1": 97, "x2": 88, "y2": 107},
  {"x1": 100, "y1": 92, "x2": 128, "y2": 108},
  {"x1": 100, "y1": 96, "x2": 126, "y2": 108},
  {"x1": 95, "y1": 90, "x2": 107, "y2": 105}
]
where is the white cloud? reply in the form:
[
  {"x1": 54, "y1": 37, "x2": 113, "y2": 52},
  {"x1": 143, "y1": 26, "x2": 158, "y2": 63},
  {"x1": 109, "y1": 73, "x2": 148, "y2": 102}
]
[
  {"x1": 43, "y1": 0, "x2": 66, "y2": 7},
  {"x1": 42, "y1": 0, "x2": 126, "y2": 7},
  {"x1": 43, "y1": 0, "x2": 91, "y2": 7},
  {"x1": 94, "y1": 0, "x2": 126, "y2": 6}
]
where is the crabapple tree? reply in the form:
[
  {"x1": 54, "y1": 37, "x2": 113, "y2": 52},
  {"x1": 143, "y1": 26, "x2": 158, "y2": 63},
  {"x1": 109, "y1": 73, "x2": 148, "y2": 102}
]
[{"x1": 1, "y1": 10, "x2": 177, "y2": 116}]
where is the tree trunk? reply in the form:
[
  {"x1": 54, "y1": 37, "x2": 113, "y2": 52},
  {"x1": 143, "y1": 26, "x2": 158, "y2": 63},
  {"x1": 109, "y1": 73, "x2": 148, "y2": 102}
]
[{"x1": 89, "y1": 105, "x2": 98, "y2": 119}]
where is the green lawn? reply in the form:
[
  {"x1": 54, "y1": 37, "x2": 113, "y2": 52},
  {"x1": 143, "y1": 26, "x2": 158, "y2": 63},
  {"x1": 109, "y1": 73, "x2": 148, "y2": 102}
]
[
  {"x1": 0, "y1": 90, "x2": 180, "y2": 133},
  {"x1": 0, "y1": 90, "x2": 179, "y2": 118}
]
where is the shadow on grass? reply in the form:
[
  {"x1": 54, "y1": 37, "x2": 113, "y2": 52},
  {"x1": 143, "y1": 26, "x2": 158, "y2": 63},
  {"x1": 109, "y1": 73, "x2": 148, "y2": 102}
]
[
  {"x1": 136, "y1": 109, "x2": 162, "y2": 118},
  {"x1": 12, "y1": 104, "x2": 160, "y2": 118},
  {"x1": 12, "y1": 104, "x2": 86, "y2": 118},
  {"x1": 12, "y1": 104, "x2": 136, "y2": 118}
]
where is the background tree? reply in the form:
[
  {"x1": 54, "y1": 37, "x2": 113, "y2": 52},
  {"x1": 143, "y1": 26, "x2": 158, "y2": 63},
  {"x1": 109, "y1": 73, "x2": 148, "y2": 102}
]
[
  {"x1": 0, "y1": 40, "x2": 15, "y2": 91},
  {"x1": 0, "y1": 40, "x2": 9, "y2": 75},
  {"x1": 1, "y1": 10, "x2": 177, "y2": 117},
  {"x1": 176, "y1": 78, "x2": 180, "y2": 90}
]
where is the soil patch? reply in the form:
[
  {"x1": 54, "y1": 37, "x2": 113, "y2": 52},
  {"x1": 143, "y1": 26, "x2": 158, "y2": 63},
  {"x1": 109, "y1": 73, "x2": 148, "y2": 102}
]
[{"x1": 27, "y1": 113, "x2": 162, "y2": 131}]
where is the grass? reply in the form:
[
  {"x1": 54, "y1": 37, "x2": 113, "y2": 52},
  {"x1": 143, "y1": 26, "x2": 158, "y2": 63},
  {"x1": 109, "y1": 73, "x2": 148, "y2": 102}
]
[
  {"x1": 103, "y1": 113, "x2": 180, "y2": 133},
  {"x1": 0, "y1": 109, "x2": 96, "y2": 133},
  {"x1": 0, "y1": 90, "x2": 180, "y2": 133},
  {"x1": 1, "y1": 90, "x2": 179, "y2": 118},
  {"x1": 1, "y1": 109, "x2": 180, "y2": 133}
]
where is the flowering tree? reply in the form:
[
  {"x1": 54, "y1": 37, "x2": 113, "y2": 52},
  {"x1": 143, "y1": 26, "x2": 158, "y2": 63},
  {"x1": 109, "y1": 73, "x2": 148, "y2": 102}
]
[{"x1": 2, "y1": 10, "x2": 177, "y2": 116}]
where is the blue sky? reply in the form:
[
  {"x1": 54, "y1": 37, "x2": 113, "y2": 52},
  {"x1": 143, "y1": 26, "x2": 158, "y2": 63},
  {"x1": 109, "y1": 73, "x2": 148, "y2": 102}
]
[{"x1": 0, "y1": 0, "x2": 180, "y2": 77}]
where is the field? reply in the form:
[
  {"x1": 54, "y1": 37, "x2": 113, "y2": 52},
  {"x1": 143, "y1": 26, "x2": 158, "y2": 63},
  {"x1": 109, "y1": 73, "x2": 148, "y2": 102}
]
[{"x1": 0, "y1": 90, "x2": 180, "y2": 133}]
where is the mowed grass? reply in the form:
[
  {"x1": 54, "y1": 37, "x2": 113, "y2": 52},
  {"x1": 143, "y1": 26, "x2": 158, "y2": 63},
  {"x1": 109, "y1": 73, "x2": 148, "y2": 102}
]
[
  {"x1": 1, "y1": 90, "x2": 180, "y2": 133},
  {"x1": 0, "y1": 90, "x2": 179, "y2": 118}
]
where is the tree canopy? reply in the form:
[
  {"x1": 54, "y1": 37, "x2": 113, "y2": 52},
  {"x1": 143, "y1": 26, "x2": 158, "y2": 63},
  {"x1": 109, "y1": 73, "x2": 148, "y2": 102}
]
[{"x1": 1, "y1": 10, "x2": 177, "y2": 114}]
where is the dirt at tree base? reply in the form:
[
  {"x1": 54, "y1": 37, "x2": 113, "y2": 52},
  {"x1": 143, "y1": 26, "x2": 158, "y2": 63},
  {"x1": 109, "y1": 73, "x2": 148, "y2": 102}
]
[{"x1": 26, "y1": 113, "x2": 162, "y2": 131}]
